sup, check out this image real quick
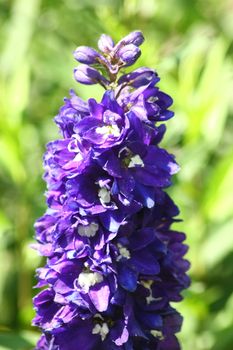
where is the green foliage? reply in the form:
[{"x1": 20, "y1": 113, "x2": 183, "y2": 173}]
[
  {"x1": 0, "y1": 331, "x2": 38, "y2": 350},
  {"x1": 0, "y1": 0, "x2": 232, "y2": 348}
]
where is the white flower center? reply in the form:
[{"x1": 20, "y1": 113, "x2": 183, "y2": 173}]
[
  {"x1": 141, "y1": 280, "x2": 162, "y2": 304},
  {"x1": 73, "y1": 152, "x2": 83, "y2": 162},
  {"x1": 98, "y1": 187, "x2": 111, "y2": 204},
  {"x1": 78, "y1": 272, "x2": 103, "y2": 292},
  {"x1": 151, "y1": 330, "x2": 164, "y2": 340},
  {"x1": 92, "y1": 322, "x2": 109, "y2": 341},
  {"x1": 94, "y1": 313, "x2": 104, "y2": 321},
  {"x1": 116, "y1": 243, "x2": 131, "y2": 261},
  {"x1": 146, "y1": 293, "x2": 162, "y2": 304},
  {"x1": 128, "y1": 154, "x2": 144, "y2": 168},
  {"x1": 68, "y1": 135, "x2": 82, "y2": 153},
  {"x1": 78, "y1": 223, "x2": 99, "y2": 237},
  {"x1": 141, "y1": 280, "x2": 153, "y2": 289},
  {"x1": 96, "y1": 124, "x2": 120, "y2": 137}
]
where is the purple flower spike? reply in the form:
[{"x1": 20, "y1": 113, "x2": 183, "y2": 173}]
[
  {"x1": 33, "y1": 30, "x2": 190, "y2": 350},
  {"x1": 73, "y1": 46, "x2": 100, "y2": 64}
]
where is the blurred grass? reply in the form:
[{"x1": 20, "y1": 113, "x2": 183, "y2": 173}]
[
  {"x1": 0, "y1": 331, "x2": 38, "y2": 350},
  {"x1": 0, "y1": 0, "x2": 232, "y2": 349}
]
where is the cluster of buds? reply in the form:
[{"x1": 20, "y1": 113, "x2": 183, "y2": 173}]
[
  {"x1": 33, "y1": 31, "x2": 190, "y2": 350},
  {"x1": 74, "y1": 31, "x2": 144, "y2": 86}
]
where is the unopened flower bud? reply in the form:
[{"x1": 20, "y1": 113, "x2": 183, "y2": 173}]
[
  {"x1": 74, "y1": 65, "x2": 108, "y2": 85},
  {"x1": 117, "y1": 44, "x2": 141, "y2": 66},
  {"x1": 98, "y1": 34, "x2": 114, "y2": 53},
  {"x1": 117, "y1": 30, "x2": 144, "y2": 48},
  {"x1": 73, "y1": 46, "x2": 100, "y2": 64},
  {"x1": 118, "y1": 67, "x2": 159, "y2": 87}
]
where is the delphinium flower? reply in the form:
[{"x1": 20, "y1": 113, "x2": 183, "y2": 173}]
[{"x1": 33, "y1": 30, "x2": 190, "y2": 350}]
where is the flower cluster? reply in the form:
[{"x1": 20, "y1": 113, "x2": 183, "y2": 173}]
[{"x1": 33, "y1": 31, "x2": 190, "y2": 350}]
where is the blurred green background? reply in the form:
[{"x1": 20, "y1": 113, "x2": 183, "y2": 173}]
[{"x1": 0, "y1": 0, "x2": 233, "y2": 349}]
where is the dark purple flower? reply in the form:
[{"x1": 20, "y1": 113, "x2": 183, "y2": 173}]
[
  {"x1": 33, "y1": 30, "x2": 189, "y2": 350},
  {"x1": 73, "y1": 91, "x2": 129, "y2": 152},
  {"x1": 117, "y1": 77, "x2": 174, "y2": 122}
]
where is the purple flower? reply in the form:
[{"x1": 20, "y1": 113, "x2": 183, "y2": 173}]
[
  {"x1": 33, "y1": 30, "x2": 189, "y2": 350},
  {"x1": 74, "y1": 92, "x2": 129, "y2": 151},
  {"x1": 54, "y1": 90, "x2": 89, "y2": 138}
]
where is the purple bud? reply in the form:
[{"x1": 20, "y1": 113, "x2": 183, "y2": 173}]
[
  {"x1": 117, "y1": 44, "x2": 141, "y2": 66},
  {"x1": 73, "y1": 46, "x2": 100, "y2": 64},
  {"x1": 117, "y1": 30, "x2": 144, "y2": 47},
  {"x1": 118, "y1": 67, "x2": 159, "y2": 87},
  {"x1": 74, "y1": 64, "x2": 108, "y2": 85},
  {"x1": 98, "y1": 34, "x2": 114, "y2": 53}
]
